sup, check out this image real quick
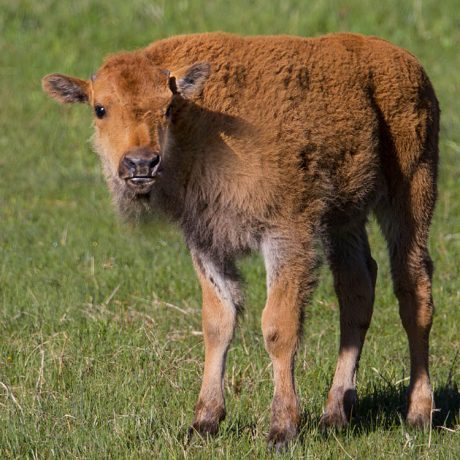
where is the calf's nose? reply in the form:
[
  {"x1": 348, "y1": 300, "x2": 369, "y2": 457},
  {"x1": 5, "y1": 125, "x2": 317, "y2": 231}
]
[{"x1": 119, "y1": 149, "x2": 161, "y2": 179}]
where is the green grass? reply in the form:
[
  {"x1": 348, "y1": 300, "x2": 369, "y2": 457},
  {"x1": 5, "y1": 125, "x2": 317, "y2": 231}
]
[{"x1": 1, "y1": 0, "x2": 459, "y2": 458}]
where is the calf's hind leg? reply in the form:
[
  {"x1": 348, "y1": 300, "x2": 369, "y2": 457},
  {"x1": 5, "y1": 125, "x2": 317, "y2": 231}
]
[
  {"x1": 190, "y1": 253, "x2": 242, "y2": 435},
  {"x1": 376, "y1": 164, "x2": 437, "y2": 427},
  {"x1": 320, "y1": 225, "x2": 377, "y2": 429}
]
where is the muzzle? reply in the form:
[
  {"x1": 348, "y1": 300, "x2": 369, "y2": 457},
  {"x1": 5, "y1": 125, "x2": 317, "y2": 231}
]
[{"x1": 118, "y1": 147, "x2": 162, "y2": 194}]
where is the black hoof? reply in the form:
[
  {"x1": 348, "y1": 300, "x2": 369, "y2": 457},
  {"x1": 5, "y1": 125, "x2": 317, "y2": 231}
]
[
  {"x1": 319, "y1": 410, "x2": 349, "y2": 433},
  {"x1": 267, "y1": 426, "x2": 296, "y2": 452},
  {"x1": 189, "y1": 419, "x2": 220, "y2": 438}
]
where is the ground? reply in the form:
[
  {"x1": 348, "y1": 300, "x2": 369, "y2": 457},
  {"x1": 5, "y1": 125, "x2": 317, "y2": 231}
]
[{"x1": 0, "y1": 0, "x2": 459, "y2": 458}]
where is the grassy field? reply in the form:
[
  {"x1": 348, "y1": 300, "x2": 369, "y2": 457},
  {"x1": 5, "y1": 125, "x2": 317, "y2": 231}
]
[{"x1": 1, "y1": 0, "x2": 459, "y2": 458}]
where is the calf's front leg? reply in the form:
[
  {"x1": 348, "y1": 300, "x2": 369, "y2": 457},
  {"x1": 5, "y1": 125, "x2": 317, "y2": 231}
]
[
  {"x1": 190, "y1": 253, "x2": 242, "y2": 436},
  {"x1": 262, "y1": 236, "x2": 318, "y2": 450}
]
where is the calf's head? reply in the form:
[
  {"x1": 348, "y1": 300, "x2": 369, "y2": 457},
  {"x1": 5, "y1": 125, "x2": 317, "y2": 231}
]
[{"x1": 42, "y1": 52, "x2": 210, "y2": 196}]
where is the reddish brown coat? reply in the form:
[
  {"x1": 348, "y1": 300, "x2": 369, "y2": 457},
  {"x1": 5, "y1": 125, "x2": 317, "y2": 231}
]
[{"x1": 43, "y1": 32, "x2": 439, "y2": 449}]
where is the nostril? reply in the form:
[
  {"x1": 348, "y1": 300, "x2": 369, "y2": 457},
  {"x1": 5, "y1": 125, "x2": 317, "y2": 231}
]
[
  {"x1": 123, "y1": 156, "x2": 137, "y2": 169},
  {"x1": 119, "y1": 156, "x2": 137, "y2": 179},
  {"x1": 148, "y1": 155, "x2": 161, "y2": 169}
]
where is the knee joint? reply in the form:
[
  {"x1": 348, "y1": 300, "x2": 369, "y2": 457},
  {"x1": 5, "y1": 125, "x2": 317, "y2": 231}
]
[{"x1": 262, "y1": 323, "x2": 298, "y2": 358}]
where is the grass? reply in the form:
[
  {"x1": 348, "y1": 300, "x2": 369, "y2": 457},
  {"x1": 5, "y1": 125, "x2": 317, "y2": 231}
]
[{"x1": 1, "y1": 0, "x2": 459, "y2": 457}]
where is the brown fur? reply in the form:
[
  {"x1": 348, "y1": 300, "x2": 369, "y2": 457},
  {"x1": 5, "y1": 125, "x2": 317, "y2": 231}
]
[{"x1": 42, "y1": 32, "x2": 439, "y2": 449}]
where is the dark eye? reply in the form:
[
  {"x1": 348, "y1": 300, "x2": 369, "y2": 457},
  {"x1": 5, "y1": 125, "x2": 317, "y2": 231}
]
[
  {"x1": 94, "y1": 105, "x2": 106, "y2": 119},
  {"x1": 165, "y1": 105, "x2": 172, "y2": 118}
]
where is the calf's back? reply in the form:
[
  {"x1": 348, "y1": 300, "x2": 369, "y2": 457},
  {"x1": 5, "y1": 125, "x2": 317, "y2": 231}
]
[{"x1": 136, "y1": 33, "x2": 438, "y2": 255}]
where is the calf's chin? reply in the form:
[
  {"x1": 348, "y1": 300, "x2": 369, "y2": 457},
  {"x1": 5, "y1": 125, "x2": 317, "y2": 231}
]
[{"x1": 111, "y1": 176, "x2": 157, "y2": 222}]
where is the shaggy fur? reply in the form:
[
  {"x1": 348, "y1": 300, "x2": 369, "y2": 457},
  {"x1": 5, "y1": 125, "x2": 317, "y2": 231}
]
[{"x1": 42, "y1": 32, "x2": 439, "y2": 449}]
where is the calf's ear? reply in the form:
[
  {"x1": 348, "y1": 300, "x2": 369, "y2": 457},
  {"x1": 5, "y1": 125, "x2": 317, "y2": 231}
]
[
  {"x1": 168, "y1": 63, "x2": 211, "y2": 99},
  {"x1": 42, "y1": 73, "x2": 89, "y2": 104}
]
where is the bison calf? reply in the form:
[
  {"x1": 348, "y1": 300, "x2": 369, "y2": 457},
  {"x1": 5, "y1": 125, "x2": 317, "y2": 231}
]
[{"x1": 42, "y1": 32, "x2": 439, "y2": 449}]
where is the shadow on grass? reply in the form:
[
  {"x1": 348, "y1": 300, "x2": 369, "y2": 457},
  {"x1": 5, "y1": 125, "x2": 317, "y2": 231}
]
[
  {"x1": 299, "y1": 379, "x2": 459, "y2": 438},
  {"x1": 355, "y1": 380, "x2": 459, "y2": 432}
]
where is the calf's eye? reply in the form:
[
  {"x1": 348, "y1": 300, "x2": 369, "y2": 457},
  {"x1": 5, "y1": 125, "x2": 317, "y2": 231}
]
[{"x1": 94, "y1": 105, "x2": 106, "y2": 119}]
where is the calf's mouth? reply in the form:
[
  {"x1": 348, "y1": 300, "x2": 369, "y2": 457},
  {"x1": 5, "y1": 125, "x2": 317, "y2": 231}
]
[{"x1": 126, "y1": 176, "x2": 157, "y2": 193}]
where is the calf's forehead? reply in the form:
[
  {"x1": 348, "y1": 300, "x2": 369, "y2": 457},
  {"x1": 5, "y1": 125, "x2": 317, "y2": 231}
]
[{"x1": 92, "y1": 59, "x2": 170, "y2": 106}]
